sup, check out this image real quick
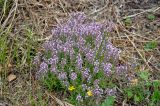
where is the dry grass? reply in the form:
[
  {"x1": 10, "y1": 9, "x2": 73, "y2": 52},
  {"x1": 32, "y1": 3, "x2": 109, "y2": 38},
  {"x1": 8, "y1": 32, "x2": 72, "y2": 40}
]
[{"x1": 0, "y1": 0, "x2": 160, "y2": 105}]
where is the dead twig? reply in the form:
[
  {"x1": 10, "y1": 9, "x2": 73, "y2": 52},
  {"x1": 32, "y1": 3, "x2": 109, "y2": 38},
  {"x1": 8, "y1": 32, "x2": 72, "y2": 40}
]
[
  {"x1": 45, "y1": 91, "x2": 74, "y2": 106},
  {"x1": 0, "y1": 0, "x2": 18, "y2": 35},
  {"x1": 124, "y1": 33, "x2": 153, "y2": 71},
  {"x1": 122, "y1": 6, "x2": 160, "y2": 19}
]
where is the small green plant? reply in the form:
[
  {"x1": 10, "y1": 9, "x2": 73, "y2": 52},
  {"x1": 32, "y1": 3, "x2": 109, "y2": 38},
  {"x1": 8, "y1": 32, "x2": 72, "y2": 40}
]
[
  {"x1": 124, "y1": 17, "x2": 132, "y2": 26},
  {"x1": 100, "y1": 96, "x2": 115, "y2": 106},
  {"x1": 0, "y1": 0, "x2": 5, "y2": 8},
  {"x1": 29, "y1": 91, "x2": 48, "y2": 106},
  {"x1": 0, "y1": 34, "x2": 8, "y2": 65},
  {"x1": 124, "y1": 70, "x2": 160, "y2": 105},
  {"x1": 138, "y1": 70, "x2": 150, "y2": 81},
  {"x1": 146, "y1": 14, "x2": 156, "y2": 21},
  {"x1": 124, "y1": 85, "x2": 147, "y2": 104},
  {"x1": 144, "y1": 40, "x2": 157, "y2": 51},
  {"x1": 41, "y1": 72, "x2": 64, "y2": 91},
  {"x1": 0, "y1": 0, "x2": 13, "y2": 16},
  {"x1": 151, "y1": 80, "x2": 160, "y2": 104}
]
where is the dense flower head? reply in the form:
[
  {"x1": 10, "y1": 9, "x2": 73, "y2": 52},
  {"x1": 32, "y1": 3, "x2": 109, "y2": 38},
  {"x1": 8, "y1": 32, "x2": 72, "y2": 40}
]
[
  {"x1": 76, "y1": 53, "x2": 83, "y2": 69},
  {"x1": 105, "y1": 87, "x2": 117, "y2": 96},
  {"x1": 103, "y1": 63, "x2": 112, "y2": 75},
  {"x1": 81, "y1": 84, "x2": 88, "y2": 91},
  {"x1": 70, "y1": 72, "x2": 77, "y2": 80},
  {"x1": 58, "y1": 72, "x2": 67, "y2": 80},
  {"x1": 82, "y1": 68, "x2": 90, "y2": 79},
  {"x1": 35, "y1": 12, "x2": 131, "y2": 104},
  {"x1": 93, "y1": 87, "x2": 103, "y2": 97}
]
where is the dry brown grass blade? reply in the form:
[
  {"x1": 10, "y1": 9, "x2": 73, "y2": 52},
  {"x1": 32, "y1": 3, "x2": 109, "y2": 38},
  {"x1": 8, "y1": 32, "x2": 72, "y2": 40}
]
[
  {"x1": 0, "y1": 0, "x2": 18, "y2": 35},
  {"x1": 122, "y1": 6, "x2": 160, "y2": 19},
  {"x1": 45, "y1": 91, "x2": 74, "y2": 106},
  {"x1": 124, "y1": 33, "x2": 153, "y2": 71}
]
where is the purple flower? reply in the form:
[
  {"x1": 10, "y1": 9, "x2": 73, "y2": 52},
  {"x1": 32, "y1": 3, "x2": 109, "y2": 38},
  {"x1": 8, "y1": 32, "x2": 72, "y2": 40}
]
[
  {"x1": 95, "y1": 33, "x2": 102, "y2": 48},
  {"x1": 78, "y1": 36, "x2": 85, "y2": 46},
  {"x1": 36, "y1": 62, "x2": 48, "y2": 79},
  {"x1": 50, "y1": 65, "x2": 57, "y2": 74},
  {"x1": 39, "y1": 62, "x2": 48, "y2": 72},
  {"x1": 61, "y1": 59, "x2": 66, "y2": 66},
  {"x1": 93, "y1": 87, "x2": 103, "y2": 97},
  {"x1": 33, "y1": 52, "x2": 41, "y2": 65},
  {"x1": 76, "y1": 53, "x2": 83, "y2": 69},
  {"x1": 93, "y1": 79, "x2": 100, "y2": 87},
  {"x1": 116, "y1": 65, "x2": 128, "y2": 75},
  {"x1": 70, "y1": 72, "x2": 77, "y2": 80},
  {"x1": 87, "y1": 75, "x2": 92, "y2": 83},
  {"x1": 62, "y1": 81, "x2": 69, "y2": 87},
  {"x1": 82, "y1": 84, "x2": 88, "y2": 91},
  {"x1": 94, "y1": 66, "x2": 99, "y2": 73},
  {"x1": 105, "y1": 21, "x2": 115, "y2": 32},
  {"x1": 105, "y1": 88, "x2": 117, "y2": 96},
  {"x1": 103, "y1": 63, "x2": 112, "y2": 75},
  {"x1": 71, "y1": 12, "x2": 86, "y2": 23},
  {"x1": 82, "y1": 68, "x2": 90, "y2": 78},
  {"x1": 105, "y1": 41, "x2": 121, "y2": 61},
  {"x1": 58, "y1": 72, "x2": 67, "y2": 80},
  {"x1": 86, "y1": 49, "x2": 95, "y2": 62},
  {"x1": 94, "y1": 60, "x2": 99, "y2": 66},
  {"x1": 76, "y1": 94, "x2": 83, "y2": 101},
  {"x1": 47, "y1": 56, "x2": 58, "y2": 65}
]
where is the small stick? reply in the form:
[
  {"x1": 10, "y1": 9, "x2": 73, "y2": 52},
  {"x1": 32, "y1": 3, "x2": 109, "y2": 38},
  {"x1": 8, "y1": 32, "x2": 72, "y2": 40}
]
[
  {"x1": 45, "y1": 91, "x2": 74, "y2": 106},
  {"x1": 122, "y1": 6, "x2": 160, "y2": 19},
  {"x1": 124, "y1": 33, "x2": 153, "y2": 71}
]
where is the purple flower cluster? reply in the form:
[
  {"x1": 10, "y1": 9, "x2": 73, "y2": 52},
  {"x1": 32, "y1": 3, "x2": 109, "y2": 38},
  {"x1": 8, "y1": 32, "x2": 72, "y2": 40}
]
[
  {"x1": 105, "y1": 87, "x2": 117, "y2": 96},
  {"x1": 70, "y1": 72, "x2": 77, "y2": 80},
  {"x1": 58, "y1": 72, "x2": 67, "y2": 80},
  {"x1": 105, "y1": 41, "x2": 121, "y2": 62},
  {"x1": 36, "y1": 62, "x2": 48, "y2": 77},
  {"x1": 35, "y1": 12, "x2": 130, "y2": 103},
  {"x1": 82, "y1": 68, "x2": 90, "y2": 79},
  {"x1": 76, "y1": 53, "x2": 83, "y2": 69},
  {"x1": 82, "y1": 84, "x2": 88, "y2": 91},
  {"x1": 103, "y1": 63, "x2": 112, "y2": 75},
  {"x1": 116, "y1": 65, "x2": 128, "y2": 75},
  {"x1": 93, "y1": 87, "x2": 103, "y2": 97}
]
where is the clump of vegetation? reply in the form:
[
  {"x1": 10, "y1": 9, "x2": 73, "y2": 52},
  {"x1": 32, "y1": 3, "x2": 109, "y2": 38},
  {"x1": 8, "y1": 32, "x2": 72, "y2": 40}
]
[
  {"x1": 144, "y1": 40, "x2": 157, "y2": 51},
  {"x1": 146, "y1": 13, "x2": 156, "y2": 21},
  {"x1": 33, "y1": 12, "x2": 159, "y2": 105},
  {"x1": 0, "y1": 0, "x2": 5, "y2": 8},
  {"x1": 124, "y1": 17, "x2": 132, "y2": 26},
  {"x1": 124, "y1": 70, "x2": 160, "y2": 105},
  {"x1": 0, "y1": 0, "x2": 12, "y2": 16}
]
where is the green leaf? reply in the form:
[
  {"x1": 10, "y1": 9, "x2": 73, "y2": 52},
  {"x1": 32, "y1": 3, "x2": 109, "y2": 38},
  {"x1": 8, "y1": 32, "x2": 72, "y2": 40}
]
[
  {"x1": 152, "y1": 90, "x2": 160, "y2": 102},
  {"x1": 124, "y1": 17, "x2": 132, "y2": 26},
  {"x1": 127, "y1": 90, "x2": 133, "y2": 98},
  {"x1": 146, "y1": 14, "x2": 156, "y2": 21},
  {"x1": 139, "y1": 70, "x2": 150, "y2": 81},
  {"x1": 42, "y1": 72, "x2": 64, "y2": 91},
  {"x1": 134, "y1": 95, "x2": 140, "y2": 102},
  {"x1": 100, "y1": 96, "x2": 115, "y2": 106},
  {"x1": 45, "y1": 50, "x2": 52, "y2": 59},
  {"x1": 144, "y1": 41, "x2": 157, "y2": 51},
  {"x1": 153, "y1": 80, "x2": 160, "y2": 89}
]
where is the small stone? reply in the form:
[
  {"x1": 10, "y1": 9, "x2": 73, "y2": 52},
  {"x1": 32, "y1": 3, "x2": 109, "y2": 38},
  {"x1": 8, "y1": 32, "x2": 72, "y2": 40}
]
[
  {"x1": 130, "y1": 79, "x2": 138, "y2": 85},
  {"x1": 8, "y1": 63, "x2": 12, "y2": 68},
  {"x1": 7, "y1": 74, "x2": 17, "y2": 82}
]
